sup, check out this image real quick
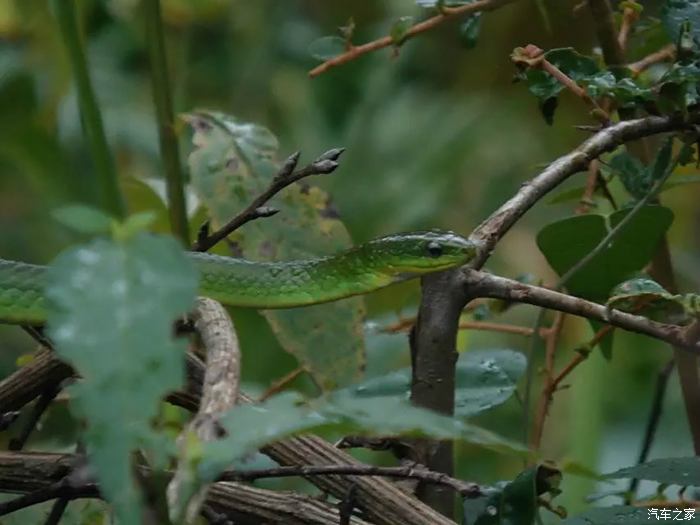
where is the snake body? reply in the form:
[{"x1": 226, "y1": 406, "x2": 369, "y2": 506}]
[{"x1": 0, "y1": 231, "x2": 478, "y2": 326}]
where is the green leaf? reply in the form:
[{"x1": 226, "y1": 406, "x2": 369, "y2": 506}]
[
  {"x1": 607, "y1": 149, "x2": 649, "y2": 199},
  {"x1": 650, "y1": 138, "x2": 674, "y2": 184},
  {"x1": 463, "y1": 465, "x2": 561, "y2": 525},
  {"x1": 662, "y1": 0, "x2": 700, "y2": 43},
  {"x1": 52, "y1": 204, "x2": 114, "y2": 234},
  {"x1": 523, "y1": 48, "x2": 599, "y2": 123},
  {"x1": 308, "y1": 36, "x2": 347, "y2": 61},
  {"x1": 185, "y1": 111, "x2": 365, "y2": 391},
  {"x1": 547, "y1": 186, "x2": 587, "y2": 205},
  {"x1": 112, "y1": 211, "x2": 158, "y2": 241},
  {"x1": 46, "y1": 233, "x2": 198, "y2": 525},
  {"x1": 607, "y1": 277, "x2": 690, "y2": 324},
  {"x1": 537, "y1": 206, "x2": 673, "y2": 356},
  {"x1": 346, "y1": 349, "x2": 526, "y2": 417},
  {"x1": 390, "y1": 16, "x2": 414, "y2": 45},
  {"x1": 536, "y1": 206, "x2": 674, "y2": 301},
  {"x1": 604, "y1": 456, "x2": 700, "y2": 486},
  {"x1": 196, "y1": 391, "x2": 525, "y2": 490},
  {"x1": 564, "y1": 505, "x2": 654, "y2": 524},
  {"x1": 459, "y1": 14, "x2": 482, "y2": 49}
]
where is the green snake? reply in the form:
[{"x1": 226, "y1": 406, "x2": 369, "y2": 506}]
[{"x1": 0, "y1": 230, "x2": 479, "y2": 326}]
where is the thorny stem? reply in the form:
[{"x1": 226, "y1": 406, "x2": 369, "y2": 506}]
[{"x1": 309, "y1": 0, "x2": 519, "y2": 77}]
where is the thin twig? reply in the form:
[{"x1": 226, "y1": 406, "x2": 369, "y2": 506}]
[
  {"x1": 44, "y1": 498, "x2": 69, "y2": 525},
  {"x1": 8, "y1": 382, "x2": 62, "y2": 451},
  {"x1": 259, "y1": 366, "x2": 306, "y2": 402},
  {"x1": 384, "y1": 319, "x2": 546, "y2": 337},
  {"x1": 617, "y1": 7, "x2": 639, "y2": 53},
  {"x1": 144, "y1": 0, "x2": 190, "y2": 244},
  {"x1": 512, "y1": 44, "x2": 610, "y2": 122},
  {"x1": 628, "y1": 358, "x2": 675, "y2": 499},
  {"x1": 52, "y1": 0, "x2": 124, "y2": 218},
  {"x1": 191, "y1": 148, "x2": 345, "y2": 252},
  {"x1": 530, "y1": 313, "x2": 565, "y2": 450},
  {"x1": 628, "y1": 44, "x2": 676, "y2": 77},
  {"x1": 308, "y1": 0, "x2": 519, "y2": 77},
  {"x1": 217, "y1": 464, "x2": 481, "y2": 497},
  {"x1": 0, "y1": 461, "x2": 96, "y2": 517}
]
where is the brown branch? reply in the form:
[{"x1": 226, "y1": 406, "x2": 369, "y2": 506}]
[
  {"x1": 0, "y1": 452, "x2": 374, "y2": 525},
  {"x1": 385, "y1": 318, "x2": 546, "y2": 337},
  {"x1": 0, "y1": 351, "x2": 457, "y2": 525},
  {"x1": 460, "y1": 269, "x2": 699, "y2": 353},
  {"x1": 218, "y1": 464, "x2": 481, "y2": 498},
  {"x1": 469, "y1": 111, "x2": 700, "y2": 266},
  {"x1": 530, "y1": 312, "x2": 565, "y2": 450},
  {"x1": 308, "y1": 0, "x2": 519, "y2": 77},
  {"x1": 512, "y1": 44, "x2": 610, "y2": 122},
  {"x1": 168, "y1": 298, "x2": 241, "y2": 522},
  {"x1": 617, "y1": 6, "x2": 640, "y2": 53},
  {"x1": 628, "y1": 44, "x2": 676, "y2": 77},
  {"x1": 191, "y1": 148, "x2": 344, "y2": 252},
  {"x1": 260, "y1": 366, "x2": 306, "y2": 401}
]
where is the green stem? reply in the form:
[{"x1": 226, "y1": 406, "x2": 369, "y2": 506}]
[
  {"x1": 52, "y1": 0, "x2": 124, "y2": 219},
  {"x1": 144, "y1": 0, "x2": 190, "y2": 245}
]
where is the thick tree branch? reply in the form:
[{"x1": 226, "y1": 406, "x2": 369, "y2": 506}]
[{"x1": 0, "y1": 452, "x2": 374, "y2": 525}]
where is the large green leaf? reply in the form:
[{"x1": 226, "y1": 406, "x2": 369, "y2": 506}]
[
  {"x1": 537, "y1": 206, "x2": 673, "y2": 356},
  {"x1": 536, "y1": 206, "x2": 674, "y2": 301},
  {"x1": 347, "y1": 349, "x2": 526, "y2": 418},
  {"x1": 194, "y1": 391, "x2": 525, "y2": 489},
  {"x1": 185, "y1": 111, "x2": 365, "y2": 390},
  {"x1": 46, "y1": 232, "x2": 198, "y2": 525},
  {"x1": 604, "y1": 456, "x2": 700, "y2": 486}
]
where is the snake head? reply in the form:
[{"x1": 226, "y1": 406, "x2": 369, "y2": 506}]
[{"x1": 365, "y1": 230, "x2": 481, "y2": 278}]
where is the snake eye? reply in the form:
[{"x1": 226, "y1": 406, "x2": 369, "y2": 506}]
[{"x1": 426, "y1": 242, "x2": 443, "y2": 258}]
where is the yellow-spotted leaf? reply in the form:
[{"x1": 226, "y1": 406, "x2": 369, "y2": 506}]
[{"x1": 185, "y1": 111, "x2": 365, "y2": 390}]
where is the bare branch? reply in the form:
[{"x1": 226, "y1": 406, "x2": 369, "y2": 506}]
[
  {"x1": 628, "y1": 44, "x2": 676, "y2": 77},
  {"x1": 469, "y1": 112, "x2": 700, "y2": 266},
  {"x1": 191, "y1": 149, "x2": 344, "y2": 252},
  {"x1": 217, "y1": 463, "x2": 481, "y2": 497},
  {"x1": 461, "y1": 269, "x2": 699, "y2": 353}
]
